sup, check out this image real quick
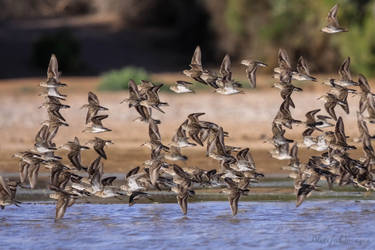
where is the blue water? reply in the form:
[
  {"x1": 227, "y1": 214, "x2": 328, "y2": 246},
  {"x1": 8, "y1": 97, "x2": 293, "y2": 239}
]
[{"x1": 1, "y1": 200, "x2": 374, "y2": 250}]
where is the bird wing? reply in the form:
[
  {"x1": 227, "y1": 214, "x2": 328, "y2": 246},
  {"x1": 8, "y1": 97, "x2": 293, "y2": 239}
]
[
  {"x1": 0, "y1": 176, "x2": 11, "y2": 197},
  {"x1": 88, "y1": 91, "x2": 100, "y2": 105},
  {"x1": 297, "y1": 56, "x2": 310, "y2": 75},
  {"x1": 219, "y1": 54, "x2": 232, "y2": 80},
  {"x1": 47, "y1": 54, "x2": 59, "y2": 80},
  {"x1": 191, "y1": 45, "x2": 203, "y2": 71},
  {"x1": 338, "y1": 57, "x2": 352, "y2": 82},
  {"x1": 327, "y1": 3, "x2": 340, "y2": 27}
]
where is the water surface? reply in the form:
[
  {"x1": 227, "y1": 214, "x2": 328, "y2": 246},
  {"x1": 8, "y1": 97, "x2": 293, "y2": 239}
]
[{"x1": 1, "y1": 201, "x2": 374, "y2": 249}]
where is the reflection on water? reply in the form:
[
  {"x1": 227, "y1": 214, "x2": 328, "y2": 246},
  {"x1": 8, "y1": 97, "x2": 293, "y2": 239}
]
[{"x1": 1, "y1": 201, "x2": 375, "y2": 249}]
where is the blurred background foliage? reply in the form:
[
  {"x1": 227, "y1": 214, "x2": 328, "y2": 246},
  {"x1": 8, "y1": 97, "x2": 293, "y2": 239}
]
[
  {"x1": 98, "y1": 67, "x2": 150, "y2": 91},
  {"x1": 0, "y1": 0, "x2": 375, "y2": 77}
]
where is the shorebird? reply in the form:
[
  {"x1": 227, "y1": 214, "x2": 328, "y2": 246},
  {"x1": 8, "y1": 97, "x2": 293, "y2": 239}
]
[
  {"x1": 181, "y1": 167, "x2": 217, "y2": 186},
  {"x1": 13, "y1": 151, "x2": 42, "y2": 186},
  {"x1": 222, "y1": 177, "x2": 249, "y2": 216},
  {"x1": 140, "y1": 83, "x2": 168, "y2": 113},
  {"x1": 39, "y1": 81, "x2": 67, "y2": 100},
  {"x1": 164, "y1": 146, "x2": 188, "y2": 162},
  {"x1": 132, "y1": 105, "x2": 157, "y2": 124},
  {"x1": 200, "y1": 69, "x2": 219, "y2": 89},
  {"x1": 170, "y1": 81, "x2": 195, "y2": 94},
  {"x1": 85, "y1": 137, "x2": 113, "y2": 160},
  {"x1": 183, "y1": 46, "x2": 205, "y2": 84},
  {"x1": 81, "y1": 92, "x2": 109, "y2": 124},
  {"x1": 182, "y1": 113, "x2": 208, "y2": 146},
  {"x1": 235, "y1": 148, "x2": 256, "y2": 171},
  {"x1": 307, "y1": 132, "x2": 330, "y2": 152},
  {"x1": 39, "y1": 96, "x2": 70, "y2": 122},
  {"x1": 215, "y1": 54, "x2": 242, "y2": 95},
  {"x1": 269, "y1": 122, "x2": 294, "y2": 146},
  {"x1": 363, "y1": 93, "x2": 375, "y2": 123},
  {"x1": 48, "y1": 166, "x2": 80, "y2": 220},
  {"x1": 39, "y1": 55, "x2": 67, "y2": 98},
  {"x1": 293, "y1": 56, "x2": 317, "y2": 81},
  {"x1": 295, "y1": 173, "x2": 320, "y2": 207},
  {"x1": 59, "y1": 137, "x2": 89, "y2": 171},
  {"x1": 83, "y1": 115, "x2": 111, "y2": 133},
  {"x1": 316, "y1": 114, "x2": 334, "y2": 129},
  {"x1": 321, "y1": 3, "x2": 348, "y2": 34},
  {"x1": 170, "y1": 165, "x2": 194, "y2": 215},
  {"x1": 273, "y1": 48, "x2": 293, "y2": 84},
  {"x1": 303, "y1": 109, "x2": 324, "y2": 132},
  {"x1": 282, "y1": 143, "x2": 304, "y2": 172},
  {"x1": 120, "y1": 79, "x2": 142, "y2": 107},
  {"x1": 183, "y1": 46, "x2": 219, "y2": 89},
  {"x1": 148, "y1": 159, "x2": 167, "y2": 191},
  {"x1": 240, "y1": 59, "x2": 267, "y2": 88},
  {"x1": 74, "y1": 159, "x2": 119, "y2": 199},
  {"x1": 323, "y1": 57, "x2": 358, "y2": 87},
  {"x1": 34, "y1": 125, "x2": 57, "y2": 153},
  {"x1": 358, "y1": 74, "x2": 373, "y2": 114},
  {"x1": 120, "y1": 167, "x2": 147, "y2": 195},
  {"x1": 317, "y1": 93, "x2": 343, "y2": 121},
  {"x1": 207, "y1": 127, "x2": 236, "y2": 163},
  {"x1": 328, "y1": 117, "x2": 356, "y2": 152},
  {"x1": 0, "y1": 176, "x2": 20, "y2": 209},
  {"x1": 141, "y1": 119, "x2": 169, "y2": 152},
  {"x1": 272, "y1": 83, "x2": 302, "y2": 109},
  {"x1": 41, "y1": 116, "x2": 69, "y2": 135},
  {"x1": 271, "y1": 143, "x2": 293, "y2": 160},
  {"x1": 274, "y1": 56, "x2": 316, "y2": 82},
  {"x1": 362, "y1": 133, "x2": 375, "y2": 163},
  {"x1": 170, "y1": 120, "x2": 197, "y2": 148},
  {"x1": 43, "y1": 54, "x2": 64, "y2": 84},
  {"x1": 329, "y1": 82, "x2": 355, "y2": 114},
  {"x1": 138, "y1": 80, "x2": 155, "y2": 96},
  {"x1": 126, "y1": 191, "x2": 152, "y2": 206},
  {"x1": 52, "y1": 192, "x2": 76, "y2": 220},
  {"x1": 356, "y1": 112, "x2": 373, "y2": 142},
  {"x1": 273, "y1": 99, "x2": 302, "y2": 129},
  {"x1": 277, "y1": 48, "x2": 292, "y2": 71}
]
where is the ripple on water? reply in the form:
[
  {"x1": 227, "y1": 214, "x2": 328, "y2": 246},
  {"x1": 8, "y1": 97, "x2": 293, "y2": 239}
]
[{"x1": 0, "y1": 201, "x2": 375, "y2": 249}]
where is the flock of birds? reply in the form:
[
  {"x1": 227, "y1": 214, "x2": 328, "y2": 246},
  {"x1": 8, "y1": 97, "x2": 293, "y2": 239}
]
[{"x1": 1, "y1": 3, "x2": 374, "y2": 220}]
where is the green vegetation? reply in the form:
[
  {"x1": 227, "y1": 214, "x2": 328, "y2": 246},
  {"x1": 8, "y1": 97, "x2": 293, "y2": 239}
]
[
  {"x1": 98, "y1": 67, "x2": 150, "y2": 91},
  {"x1": 333, "y1": 5, "x2": 375, "y2": 76},
  {"x1": 215, "y1": 0, "x2": 375, "y2": 75},
  {"x1": 225, "y1": 0, "x2": 246, "y2": 36}
]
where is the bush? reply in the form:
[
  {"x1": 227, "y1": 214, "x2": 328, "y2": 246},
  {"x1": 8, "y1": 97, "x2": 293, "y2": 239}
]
[
  {"x1": 31, "y1": 29, "x2": 82, "y2": 74},
  {"x1": 98, "y1": 67, "x2": 150, "y2": 91},
  {"x1": 332, "y1": 3, "x2": 375, "y2": 76}
]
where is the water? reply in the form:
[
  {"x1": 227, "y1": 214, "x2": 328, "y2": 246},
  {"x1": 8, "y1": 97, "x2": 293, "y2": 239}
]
[{"x1": 1, "y1": 200, "x2": 375, "y2": 250}]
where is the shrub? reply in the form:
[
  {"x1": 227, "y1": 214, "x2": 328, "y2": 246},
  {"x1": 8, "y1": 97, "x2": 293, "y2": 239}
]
[
  {"x1": 332, "y1": 3, "x2": 375, "y2": 76},
  {"x1": 98, "y1": 67, "x2": 150, "y2": 91}
]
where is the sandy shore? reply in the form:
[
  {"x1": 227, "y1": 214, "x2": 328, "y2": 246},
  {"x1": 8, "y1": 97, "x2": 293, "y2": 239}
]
[{"x1": 0, "y1": 75, "x2": 368, "y2": 175}]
